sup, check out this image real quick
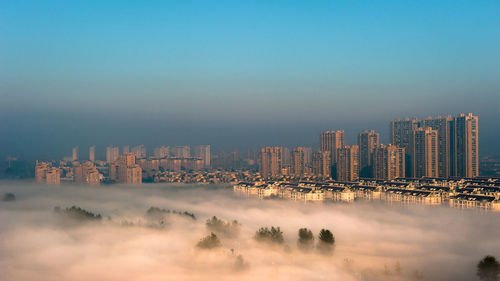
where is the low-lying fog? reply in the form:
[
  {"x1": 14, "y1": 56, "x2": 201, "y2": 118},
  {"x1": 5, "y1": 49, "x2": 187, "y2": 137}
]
[{"x1": 1, "y1": 181, "x2": 498, "y2": 281}]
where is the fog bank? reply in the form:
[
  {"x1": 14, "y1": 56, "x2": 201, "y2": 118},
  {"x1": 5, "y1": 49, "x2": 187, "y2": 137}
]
[{"x1": 0, "y1": 181, "x2": 499, "y2": 281}]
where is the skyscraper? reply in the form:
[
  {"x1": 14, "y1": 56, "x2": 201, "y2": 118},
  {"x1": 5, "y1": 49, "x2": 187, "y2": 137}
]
[
  {"x1": 110, "y1": 153, "x2": 142, "y2": 184},
  {"x1": 450, "y1": 113, "x2": 479, "y2": 178},
  {"x1": 409, "y1": 127, "x2": 438, "y2": 178},
  {"x1": 72, "y1": 146, "x2": 78, "y2": 161},
  {"x1": 336, "y1": 145, "x2": 359, "y2": 182},
  {"x1": 172, "y1": 146, "x2": 191, "y2": 158},
  {"x1": 73, "y1": 161, "x2": 101, "y2": 185},
  {"x1": 259, "y1": 147, "x2": 283, "y2": 179},
  {"x1": 390, "y1": 118, "x2": 420, "y2": 176},
  {"x1": 312, "y1": 151, "x2": 331, "y2": 179},
  {"x1": 290, "y1": 147, "x2": 306, "y2": 177},
  {"x1": 153, "y1": 146, "x2": 170, "y2": 159},
  {"x1": 372, "y1": 144, "x2": 405, "y2": 180},
  {"x1": 35, "y1": 161, "x2": 61, "y2": 184},
  {"x1": 131, "y1": 145, "x2": 146, "y2": 159},
  {"x1": 320, "y1": 130, "x2": 344, "y2": 167},
  {"x1": 422, "y1": 115, "x2": 452, "y2": 177},
  {"x1": 194, "y1": 145, "x2": 211, "y2": 168},
  {"x1": 358, "y1": 130, "x2": 380, "y2": 177},
  {"x1": 89, "y1": 146, "x2": 95, "y2": 162},
  {"x1": 106, "y1": 146, "x2": 120, "y2": 163}
]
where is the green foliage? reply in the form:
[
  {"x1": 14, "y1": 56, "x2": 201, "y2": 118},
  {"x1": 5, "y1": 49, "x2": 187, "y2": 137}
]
[
  {"x1": 54, "y1": 206, "x2": 102, "y2": 221},
  {"x1": 197, "y1": 232, "x2": 222, "y2": 249},
  {"x1": 317, "y1": 229, "x2": 335, "y2": 254},
  {"x1": 297, "y1": 228, "x2": 314, "y2": 251},
  {"x1": 318, "y1": 229, "x2": 335, "y2": 244},
  {"x1": 255, "y1": 226, "x2": 284, "y2": 244},
  {"x1": 206, "y1": 216, "x2": 241, "y2": 238},
  {"x1": 145, "y1": 207, "x2": 196, "y2": 222},
  {"x1": 477, "y1": 256, "x2": 500, "y2": 281},
  {"x1": 2, "y1": 192, "x2": 16, "y2": 202}
]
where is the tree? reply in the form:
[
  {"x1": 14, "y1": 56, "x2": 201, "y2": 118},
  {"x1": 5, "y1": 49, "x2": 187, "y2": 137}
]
[
  {"x1": 197, "y1": 232, "x2": 222, "y2": 249},
  {"x1": 318, "y1": 229, "x2": 335, "y2": 244},
  {"x1": 2, "y1": 192, "x2": 16, "y2": 202},
  {"x1": 255, "y1": 226, "x2": 284, "y2": 244},
  {"x1": 206, "y1": 216, "x2": 241, "y2": 238},
  {"x1": 477, "y1": 256, "x2": 500, "y2": 281},
  {"x1": 317, "y1": 229, "x2": 335, "y2": 254},
  {"x1": 297, "y1": 228, "x2": 314, "y2": 251}
]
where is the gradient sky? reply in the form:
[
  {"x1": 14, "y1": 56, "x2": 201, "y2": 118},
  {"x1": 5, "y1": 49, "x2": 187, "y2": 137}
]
[{"x1": 1, "y1": 0, "x2": 499, "y2": 159}]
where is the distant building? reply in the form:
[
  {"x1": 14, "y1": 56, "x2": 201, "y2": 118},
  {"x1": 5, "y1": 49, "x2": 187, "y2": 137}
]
[
  {"x1": 320, "y1": 130, "x2": 344, "y2": 166},
  {"x1": 290, "y1": 147, "x2": 307, "y2": 177},
  {"x1": 194, "y1": 145, "x2": 211, "y2": 168},
  {"x1": 106, "y1": 146, "x2": 119, "y2": 163},
  {"x1": 35, "y1": 161, "x2": 61, "y2": 184},
  {"x1": 259, "y1": 147, "x2": 283, "y2": 179},
  {"x1": 373, "y1": 144, "x2": 405, "y2": 180},
  {"x1": 391, "y1": 113, "x2": 479, "y2": 178},
  {"x1": 312, "y1": 151, "x2": 331, "y2": 179},
  {"x1": 73, "y1": 161, "x2": 101, "y2": 185},
  {"x1": 409, "y1": 127, "x2": 438, "y2": 178},
  {"x1": 451, "y1": 113, "x2": 479, "y2": 178},
  {"x1": 358, "y1": 130, "x2": 380, "y2": 177},
  {"x1": 390, "y1": 117, "x2": 420, "y2": 176},
  {"x1": 336, "y1": 145, "x2": 359, "y2": 182},
  {"x1": 153, "y1": 146, "x2": 170, "y2": 159},
  {"x1": 72, "y1": 146, "x2": 78, "y2": 161},
  {"x1": 109, "y1": 153, "x2": 142, "y2": 184},
  {"x1": 422, "y1": 115, "x2": 452, "y2": 177},
  {"x1": 89, "y1": 146, "x2": 95, "y2": 162},
  {"x1": 131, "y1": 145, "x2": 146, "y2": 159},
  {"x1": 172, "y1": 146, "x2": 191, "y2": 158}
]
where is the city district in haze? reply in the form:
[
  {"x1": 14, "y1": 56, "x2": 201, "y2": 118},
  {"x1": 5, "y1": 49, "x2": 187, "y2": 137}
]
[{"x1": 31, "y1": 112, "x2": 500, "y2": 211}]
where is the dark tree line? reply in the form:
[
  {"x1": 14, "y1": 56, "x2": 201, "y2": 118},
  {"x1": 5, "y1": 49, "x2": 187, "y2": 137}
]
[{"x1": 54, "y1": 206, "x2": 102, "y2": 221}]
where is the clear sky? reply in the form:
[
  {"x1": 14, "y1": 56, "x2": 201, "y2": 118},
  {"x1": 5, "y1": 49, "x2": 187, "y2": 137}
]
[{"x1": 1, "y1": 0, "x2": 499, "y2": 159}]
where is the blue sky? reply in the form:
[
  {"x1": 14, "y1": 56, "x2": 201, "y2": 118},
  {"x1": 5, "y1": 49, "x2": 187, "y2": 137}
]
[{"x1": 1, "y1": 0, "x2": 499, "y2": 158}]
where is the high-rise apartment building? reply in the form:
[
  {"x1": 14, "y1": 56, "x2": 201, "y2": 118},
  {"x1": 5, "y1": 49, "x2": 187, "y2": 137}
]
[
  {"x1": 372, "y1": 144, "x2": 405, "y2": 180},
  {"x1": 123, "y1": 145, "x2": 130, "y2": 153},
  {"x1": 73, "y1": 161, "x2": 101, "y2": 185},
  {"x1": 336, "y1": 145, "x2": 359, "y2": 182},
  {"x1": 392, "y1": 113, "x2": 479, "y2": 179},
  {"x1": 131, "y1": 145, "x2": 146, "y2": 159},
  {"x1": 451, "y1": 113, "x2": 479, "y2": 178},
  {"x1": 109, "y1": 153, "x2": 142, "y2": 184},
  {"x1": 320, "y1": 130, "x2": 345, "y2": 166},
  {"x1": 358, "y1": 130, "x2": 380, "y2": 177},
  {"x1": 172, "y1": 146, "x2": 191, "y2": 158},
  {"x1": 312, "y1": 151, "x2": 331, "y2": 179},
  {"x1": 153, "y1": 146, "x2": 170, "y2": 159},
  {"x1": 35, "y1": 161, "x2": 61, "y2": 184},
  {"x1": 422, "y1": 115, "x2": 452, "y2": 177},
  {"x1": 390, "y1": 118, "x2": 420, "y2": 176},
  {"x1": 259, "y1": 147, "x2": 283, "y2": 179},
  {"x1": 89, "y1": 146, "x2": 95, "y2": 162},
  {"x1": 194, "y1": 145, "x2": 211, "y2": 168},
  {"x1": 106, "y1": 146, "x2": 120, "y2": 163},
  {"x1": 72, "y1": 146, "x2": 78, "y2": 161},
  {"x1": 409, "y1": 127, "x2": 438, "y2": 178},
  {"x1": 290, "y1": 147, "x2": 307, "y2": 177}
]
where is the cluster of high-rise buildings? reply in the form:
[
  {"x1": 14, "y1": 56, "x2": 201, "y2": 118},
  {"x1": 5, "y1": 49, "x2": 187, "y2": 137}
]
[
  {"x1": 35, "y1": 144, "x2": 212, "y2": 184},
  {"x1": 259, "y1": 113, "x2": 479, "y2": 181}
]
